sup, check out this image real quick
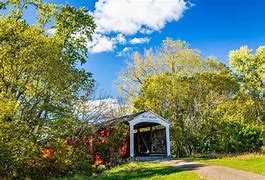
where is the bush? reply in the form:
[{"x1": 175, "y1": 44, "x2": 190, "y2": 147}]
[
  {"x1": 221, "y1": 121, "x2": 263, "y2": 153},
  {"x1": 170, "y1": 126, "x2": 196, "y2": 157},
  {"x1": 195, "y1": 120, "x2": 264, "y2": 154},
  {"x1": 0, "y1": 141, "x2": 93, "y2": 179},
  {"x1": 261, "y1": 146, "x2": 265, "y2": 154},
  {"x1": 93, "y1": 123, "x2": 129, "y2": 167}
]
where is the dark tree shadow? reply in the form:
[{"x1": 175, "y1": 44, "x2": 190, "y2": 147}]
[
  {"x1": 155, "y1": 159, "x2": 207, "y2": 170},
  {"x1": 92, "y1": 162, "x2": 205, "y2": 180},
  {"x1": 172, "y1": 163, "x2": 206, "y2": 171},
  {"x1": 93, "y1": 166, "x2": 180, "y2": 180}
]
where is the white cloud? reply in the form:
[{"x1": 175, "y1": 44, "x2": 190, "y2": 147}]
[
  {"x1": 139, "y1": 28, "x2": 153, "y2": 35},
  {"x1": 88, "y1": 34, "x2": 115, "y2": 53},
  {"x1": 130, "y1": 37, "x2": 150, "y2": 45},
  {"x1": 93, "y1": 0, "x2": 187, "y2": 35},
  {"x1": 116, "y1": 34, "x2": 126, "y2": 44},
  {"x1": 117, "y1": 47, "x2": 133, "y2": 57},
  {"x1": 88, "y1": 33, "x2": 130, "y2": 53},
  {"x1": 77, "y1": 98, "x2": 132, "y2": 123},
  {"x1": 89, "y1": 0, "x2": 189, "y2": 53}
]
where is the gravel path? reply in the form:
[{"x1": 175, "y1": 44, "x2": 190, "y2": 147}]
[{"x1": 157, "y1": 159, "x2": 265, "y2": 180}]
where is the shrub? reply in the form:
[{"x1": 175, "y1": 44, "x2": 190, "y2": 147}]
[
  {"x1": 221, "y1": 121, "x2": 264, "y2": 153},
  {"x1": 93, "y1": 123, "x2": 129, "y2": 167},
  {"x1": 261, "y1": 146, "x2": 265, "y2": 154},
  {"x1": 195, "y1": 120, "x2": 264, "y2": 154}
]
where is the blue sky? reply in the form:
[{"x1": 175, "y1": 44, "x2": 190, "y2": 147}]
[{"x1": 19, "y1": 0, "x2": 265, "y2": 96}]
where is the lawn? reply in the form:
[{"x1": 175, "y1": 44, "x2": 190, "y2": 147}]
[
  {"x1": 185, "y1": 153, "x2": 265, "y2": 175},
  {"x1": 51, "y1": 162, "x2": 200, "y2": 180},
  {"x1": 91, "y1": 161, "x2": 200, "y2": 180},
  {"x1": 57, "y1": 161, "x2": 200, "y2": 180}
]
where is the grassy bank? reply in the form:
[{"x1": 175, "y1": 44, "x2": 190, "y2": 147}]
[
  {"x1": 91, "y1": 161, "x2": 200, "y2": 180},
  {"x1": 185, "y1": 153, "x2": 265, "y2": 175}
]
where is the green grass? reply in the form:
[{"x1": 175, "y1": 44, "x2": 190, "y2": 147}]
[
  {"x1": 52, "y1": 162, "x2": 200, "y2": 180},
  {"x1": 90, "y1": 161, "x2": 200, "y2": 180},
  {"x1": 185, "y1": 153, "x2": 265, "y2": 175}
]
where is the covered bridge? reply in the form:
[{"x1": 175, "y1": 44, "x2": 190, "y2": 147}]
[{"x1": 117, "y1": 110, "x2": 171, "y2": 158}]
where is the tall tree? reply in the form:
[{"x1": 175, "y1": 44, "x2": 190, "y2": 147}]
[
  {"x1": 133, "y1": 70, "x2": 238, "y2": 156},
  {"x1": 0, "y1": 0, "x2": 96, "y2": 177},
  {"x1": 229, "y1": 46, "x2": 265, "y2": 123},
  {"x1": 118, "y1": 39, "x2": 263, "y2": 156},
  {"x1": 117, "y1": 39, "x2": 226, "y2": 100},
  {"x1": 229, "y1": 46, "x2": 264, "y2": 98}
]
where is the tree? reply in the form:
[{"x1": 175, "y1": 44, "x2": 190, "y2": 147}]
[
  {"x1": 132, "y1": 70, "x2": 238, "y2": 156},
  {"x1": 117, "y1": 39, "x2": 226, "y2": 100},
  {"x1": 229, "y1": 46, "x2": 265, "y2": 123},
  {"x1": 0, "y1": 0, "x2": 96, "y2": 178},
  {"x1": 118, "y1": 39, "x2": 264, "y2": 156},
  {"x1": 230, "y1": 46, "x2": 264, "y2": 98}
]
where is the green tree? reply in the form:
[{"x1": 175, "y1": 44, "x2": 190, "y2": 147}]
[
  {"x1": 117, "y1": 39, "x2": 225, "y2": 100},
  {"x1": 229, "y1": 46, "x2": 265, "y2": 123},
  {"x1": 0, "y1": 0, "x2": 96, "y2": 178},
  {"x1": 119, "y1": 39, "x2": 264, "y2": 156},
  {"x1": 133, "y1": 70, "x2": 238, "y2": 156},
  {"x1": 230, "y1": 46, "x2": 264, "y2": 98}
]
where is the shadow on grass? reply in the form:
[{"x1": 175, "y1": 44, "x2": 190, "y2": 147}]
[
  {"x1": 173, "y1": 162, "x2": 206, "y2": 171},
  {"x1": 92, "y1": 163, "x2": 204, "y2": 180},
  {"x1": 183, "y1": 157, "x2": 213, "y2": 162},
  {"x1": 93, "y1": 166, "x2": 180, "y2": 180}
]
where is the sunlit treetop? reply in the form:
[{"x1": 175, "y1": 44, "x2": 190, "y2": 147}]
[{"x1": 0, "y1": 0, "x2": 96, "y2": 65}]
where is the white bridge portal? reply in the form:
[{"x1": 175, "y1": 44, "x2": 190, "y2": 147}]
[{"x1": 128, "y1": 111, "x2": 171, "y2": 158}]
